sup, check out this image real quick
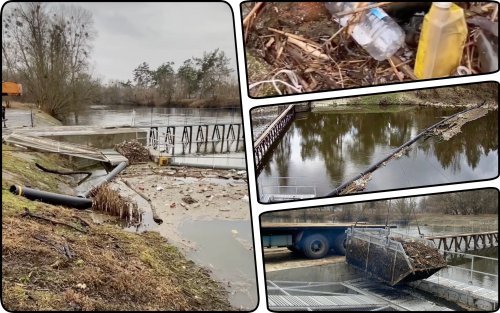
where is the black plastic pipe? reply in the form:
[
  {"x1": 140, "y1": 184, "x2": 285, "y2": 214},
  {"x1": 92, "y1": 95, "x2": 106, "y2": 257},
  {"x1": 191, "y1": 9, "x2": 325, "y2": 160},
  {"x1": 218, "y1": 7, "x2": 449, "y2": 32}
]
[
  {"x1": 326, "y1": 102, "x2": 486, "y2": 196},
  {"x1": 10, "y1": 185, "x2": 92, "y2": 210}
]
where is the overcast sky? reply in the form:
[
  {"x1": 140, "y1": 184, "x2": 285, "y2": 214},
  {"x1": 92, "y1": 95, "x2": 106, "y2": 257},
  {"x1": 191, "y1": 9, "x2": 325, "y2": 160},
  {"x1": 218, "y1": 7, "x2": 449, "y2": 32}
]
[{"x1": 43, "y1": 2, "x2": 237, "y2": 83}]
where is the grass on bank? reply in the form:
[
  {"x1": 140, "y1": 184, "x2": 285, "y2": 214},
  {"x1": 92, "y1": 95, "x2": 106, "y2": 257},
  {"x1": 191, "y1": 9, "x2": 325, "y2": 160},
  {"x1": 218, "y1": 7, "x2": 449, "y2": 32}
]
[{"x1": 2, "y1": 146, "x2": 231, "y2": 311}]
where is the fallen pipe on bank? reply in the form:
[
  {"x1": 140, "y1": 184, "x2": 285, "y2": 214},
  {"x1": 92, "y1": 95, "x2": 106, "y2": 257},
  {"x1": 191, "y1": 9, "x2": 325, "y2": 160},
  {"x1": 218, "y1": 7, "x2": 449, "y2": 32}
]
[
  {"x1": 9, "y1": 185, "x2": 93, "y2": 209},
  {"x1": 326, "y1": 101, "x2": 486, "y2": 197},
  {"x1": 10, "y1": 161, "x2": 129, "y2": 210}
]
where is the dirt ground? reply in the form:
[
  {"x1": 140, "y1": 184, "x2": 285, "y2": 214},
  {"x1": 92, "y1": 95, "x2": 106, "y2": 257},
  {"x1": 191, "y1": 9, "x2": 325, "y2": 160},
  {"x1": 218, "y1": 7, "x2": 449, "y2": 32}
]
[{"x1": 263, "y1": 248, "x2": 345, "y2": 272}]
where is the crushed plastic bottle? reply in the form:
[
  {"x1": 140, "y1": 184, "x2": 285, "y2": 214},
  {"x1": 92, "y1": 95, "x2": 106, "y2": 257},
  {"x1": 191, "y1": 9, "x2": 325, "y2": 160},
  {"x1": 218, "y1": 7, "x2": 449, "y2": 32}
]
[{"x1": 325, "y1": 2, "x2": 405, "y2": 61}]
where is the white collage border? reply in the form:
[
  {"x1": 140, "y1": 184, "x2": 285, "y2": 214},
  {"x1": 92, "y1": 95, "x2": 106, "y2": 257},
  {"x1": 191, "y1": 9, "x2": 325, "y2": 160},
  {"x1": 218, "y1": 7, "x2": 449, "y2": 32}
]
[
  {"x1": 0, "y1": 1, "x2": 498, "y2": 312},
  {"x1": 230, "y1": 1, "x2": 500, "y2": 312}
]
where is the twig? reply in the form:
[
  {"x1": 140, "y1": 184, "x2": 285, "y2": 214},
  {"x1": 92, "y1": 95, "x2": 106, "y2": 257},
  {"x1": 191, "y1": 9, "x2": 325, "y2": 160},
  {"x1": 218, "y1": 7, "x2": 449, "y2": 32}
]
[
  {"x1": 388, "y1": 58, "x2": 404, "y2": 81},
  {"x1": 336, "y1": 2, "x2": 393, "y2": 17},
  {"x1": 33, "y1": 234, "x2": 73, "y2": 259},
  {"x1": 72, "y1": 215, "x2": 91, "y2": 228},
  {"x1": 491, "y1": 4, "x2": 498, "y2": 22},
  {"x1": 243, "y1": 2, "x2": 264, "y2": 27},
  {"x1": 287, "y1": 37, "x2": 330, "y2": 61},
  {"x1": 21, "y1": 208, "x2": 87, "y2": 233},
  {"x1": 323, "y1": 26, "x2": 346, "y2": 46},
  {"x1": 268, "y1": 27, "x2": 321, "y2": 48},
  {"x1": 390, "y1": 56, "x2": 417, "y2": 80}
]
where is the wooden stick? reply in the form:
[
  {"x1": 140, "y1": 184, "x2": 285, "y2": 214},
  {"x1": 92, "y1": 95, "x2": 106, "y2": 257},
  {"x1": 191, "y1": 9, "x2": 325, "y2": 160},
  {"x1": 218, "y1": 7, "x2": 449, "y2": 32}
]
[
  {"x1": 22, "y1": 208, "x2": 87, "y2": 233},
  {"x1": 243, "y1": 2, "x2": 264, "y2": 27},
  {"x1": 388, "y1": 58, "x2": 404, "y2": 81},
  {"x1": 390, "y1": 56, "x2": 417, "y2": 80},
  {"x1": 336, "y1": 2, "x2": 393, "y2": 17},
  {"x1": 491, "y1": 4, "x2": 498, "y2": 22},
  {"x1": 268, "y1": 27, "x2": 321, "y2": 48},
  {"x1": 323, "y1": 26, "x2": 346, "y2": 46},
  {"x1": 72, "y1": 215, "x2": 91, "y2": 228},
  {"x1": 122, "y1": 179, "x2": 163, "y2": 224},
  {"x1": 287, "y1": 37, "x2": 330, "y2": 61}
]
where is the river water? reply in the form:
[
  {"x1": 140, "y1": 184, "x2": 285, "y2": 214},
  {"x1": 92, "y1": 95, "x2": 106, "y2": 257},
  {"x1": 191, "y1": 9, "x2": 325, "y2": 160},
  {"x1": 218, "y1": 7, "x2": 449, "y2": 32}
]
[
  {"x1": 66, "y1": 105, "x2": 246, "y2": 168},
  {"x1": 258, "y1": 106, "x2": 498, "y2": 198},
  {"x1": 66, "y1": 105, "x2": 242, "y2": 127}
]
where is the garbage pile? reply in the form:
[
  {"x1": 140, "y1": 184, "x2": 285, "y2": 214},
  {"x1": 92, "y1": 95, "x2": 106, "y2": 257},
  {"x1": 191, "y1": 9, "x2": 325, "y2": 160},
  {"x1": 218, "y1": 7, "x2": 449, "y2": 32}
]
[
  {"x1": 398, "y1": 239, "x2": 447, "y2": 271},
  {"x1": 345, "y1": 228, "x2": 446, "y2": 285},
  {"x1": 243, "y1": 2, "x2": 498, "y2": 97},
  {"x1": 115, "y1": 140, "x2": 150, "y2": 164}
]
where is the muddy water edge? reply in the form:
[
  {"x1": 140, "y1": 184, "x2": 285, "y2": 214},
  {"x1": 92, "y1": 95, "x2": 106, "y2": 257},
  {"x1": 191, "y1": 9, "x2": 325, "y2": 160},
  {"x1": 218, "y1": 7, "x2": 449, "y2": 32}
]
[{"x1": 114, "y1": 165, "x2": 257, "y2": 310}]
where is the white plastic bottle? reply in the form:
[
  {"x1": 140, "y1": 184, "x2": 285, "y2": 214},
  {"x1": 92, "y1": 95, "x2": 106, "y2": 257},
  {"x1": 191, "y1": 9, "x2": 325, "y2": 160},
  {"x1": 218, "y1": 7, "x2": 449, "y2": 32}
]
[{"x1": 325, "y1": 2, "x2": 405, "y2": 61}]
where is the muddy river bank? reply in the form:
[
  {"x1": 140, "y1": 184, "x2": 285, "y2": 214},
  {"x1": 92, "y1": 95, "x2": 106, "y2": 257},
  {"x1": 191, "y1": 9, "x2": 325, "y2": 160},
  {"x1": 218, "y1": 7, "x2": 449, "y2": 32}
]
[{"x1": 97, "y1": 164, "x2": 258, "y2": 310}]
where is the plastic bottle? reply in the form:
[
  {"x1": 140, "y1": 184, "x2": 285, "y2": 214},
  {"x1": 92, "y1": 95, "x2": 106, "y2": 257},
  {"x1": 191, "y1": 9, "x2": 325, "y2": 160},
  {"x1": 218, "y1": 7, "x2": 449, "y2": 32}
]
[
  {"x1": 414, "y1": 2, "x2": 468, "y2": 79},
  {"x1": 325, "y1": 2, "x2": 405, "y2": 61}
]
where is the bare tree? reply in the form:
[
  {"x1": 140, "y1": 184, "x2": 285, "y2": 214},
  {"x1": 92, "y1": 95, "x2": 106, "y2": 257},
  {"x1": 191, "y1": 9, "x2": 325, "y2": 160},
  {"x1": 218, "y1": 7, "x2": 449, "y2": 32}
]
[{"x1": 2, "y1": 3, "x2": 96, "y2": 119}]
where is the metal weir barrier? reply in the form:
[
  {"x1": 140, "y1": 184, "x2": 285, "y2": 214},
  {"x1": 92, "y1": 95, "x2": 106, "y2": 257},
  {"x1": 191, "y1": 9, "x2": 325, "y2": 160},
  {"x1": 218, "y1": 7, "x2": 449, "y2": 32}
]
[
  {"x1": 147, "y1": 122, "x2": 244, "y2": 155},
  {"x1": 253, "y1": 105, "x2": 296, "y2": 174}
]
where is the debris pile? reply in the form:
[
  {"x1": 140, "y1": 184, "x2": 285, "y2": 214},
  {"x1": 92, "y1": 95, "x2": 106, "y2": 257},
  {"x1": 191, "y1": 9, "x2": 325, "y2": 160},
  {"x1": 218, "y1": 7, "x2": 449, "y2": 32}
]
[
  {"x1": 91, "y1": 184, "x2": 142, "y2": 225},
  {"x1": 431, "y1": 107, "x2": 490, "y2": 140},
  {"x1": 115, "y1": 140, "x2": 150, "y2": 164},
  {"x1": 398, "y1": 239, "x2": 447, "y2": 270},
  {"x1": 243, "y1": 2, "x2": 498, "y2": 97},
  {"x1": 346, "y1": 229, "x2": 446, "y2": 285}
]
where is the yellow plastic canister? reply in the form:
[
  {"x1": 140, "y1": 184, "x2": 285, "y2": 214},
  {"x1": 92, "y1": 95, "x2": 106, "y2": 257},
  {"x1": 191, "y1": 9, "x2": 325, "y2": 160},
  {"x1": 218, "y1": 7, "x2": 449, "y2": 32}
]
[{"x1": 414, "y1": 2, "x2": 468, "y2": 79}]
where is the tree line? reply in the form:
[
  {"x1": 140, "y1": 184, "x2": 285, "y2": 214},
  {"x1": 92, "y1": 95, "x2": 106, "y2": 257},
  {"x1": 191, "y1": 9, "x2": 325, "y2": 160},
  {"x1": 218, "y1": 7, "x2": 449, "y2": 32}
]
[
  {"x1": 261, "y1": 190, "x2": 498, "y2": 225},
  {"x1": 98, "y1": 50, "x2": 239, "y2": 108},
  {"x1": 2, "y1": 3, "x2": 239, "y2": 122}
]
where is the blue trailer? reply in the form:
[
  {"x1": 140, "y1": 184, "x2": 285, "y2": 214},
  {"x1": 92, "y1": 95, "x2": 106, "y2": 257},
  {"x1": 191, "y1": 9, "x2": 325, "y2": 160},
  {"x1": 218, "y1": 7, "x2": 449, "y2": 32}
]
[{"x1": 261, "y1": 222, "x2": 396, "y2": 259}]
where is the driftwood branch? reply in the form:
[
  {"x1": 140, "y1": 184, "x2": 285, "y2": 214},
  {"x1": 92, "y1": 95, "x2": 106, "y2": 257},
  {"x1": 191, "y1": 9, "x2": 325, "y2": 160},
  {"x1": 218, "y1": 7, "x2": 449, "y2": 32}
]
[
  {"x1": 336, "y1": 2, "x2": 393, "y2": 17},
  {"x1": 22, "y1": 208, "x2": 87, "y2": 233},
  {"x1": 122, "y1": 180, "x2": 163, "y2": 224},
  {"x1": 243, "y1": 2, "x2": 264, "y2": 27}
]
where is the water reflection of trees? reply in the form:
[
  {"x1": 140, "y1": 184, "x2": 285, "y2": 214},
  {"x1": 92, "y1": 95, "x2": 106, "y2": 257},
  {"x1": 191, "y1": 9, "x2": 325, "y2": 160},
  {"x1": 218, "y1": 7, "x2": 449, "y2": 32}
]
[
  {"x1": 292, "y1": 111, "x2": 415, "y2": 183},
  {"x1": 260, "y1": 108, "x2": 498, "y2": 185}
]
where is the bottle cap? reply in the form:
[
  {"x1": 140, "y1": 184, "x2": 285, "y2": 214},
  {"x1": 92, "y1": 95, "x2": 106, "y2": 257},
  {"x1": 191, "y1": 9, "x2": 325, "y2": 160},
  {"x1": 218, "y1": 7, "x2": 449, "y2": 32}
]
[{"x1": 433, "y1": 2, "x2": 452, "y2": 9}]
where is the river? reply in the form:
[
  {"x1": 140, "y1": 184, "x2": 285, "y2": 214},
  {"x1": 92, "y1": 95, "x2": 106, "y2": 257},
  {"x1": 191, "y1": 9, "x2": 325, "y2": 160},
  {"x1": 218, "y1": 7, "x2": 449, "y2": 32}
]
[
  {"x1": 66, "y1": 104, "x2": 246, "y2": 169},
  {"x1": 66, "y1": 104, "x2": 242, "y2": 127},
  {"x1": 257, "y1": 106, "x2": 498, "y2": 199}
]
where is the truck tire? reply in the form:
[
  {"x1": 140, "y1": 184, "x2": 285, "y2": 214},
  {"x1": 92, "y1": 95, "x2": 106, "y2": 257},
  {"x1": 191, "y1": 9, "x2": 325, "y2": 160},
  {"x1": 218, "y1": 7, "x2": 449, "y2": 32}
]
[
  {"x1": 302, "y1": 234, "x2": 329, "y2": 259},
  {"x1": 333, "y1": 233, "x2": 347, "y2": 255}
]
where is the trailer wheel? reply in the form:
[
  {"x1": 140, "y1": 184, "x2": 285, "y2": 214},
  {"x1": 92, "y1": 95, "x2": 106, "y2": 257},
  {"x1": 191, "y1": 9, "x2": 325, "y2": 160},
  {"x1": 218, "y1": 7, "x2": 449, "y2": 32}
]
[
  {"x1": 302, "y1": 234, "x2": 329, "y2": 259},
  {"x1": 333, "y1": 233, "x2": 347, "y2": 255}
]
